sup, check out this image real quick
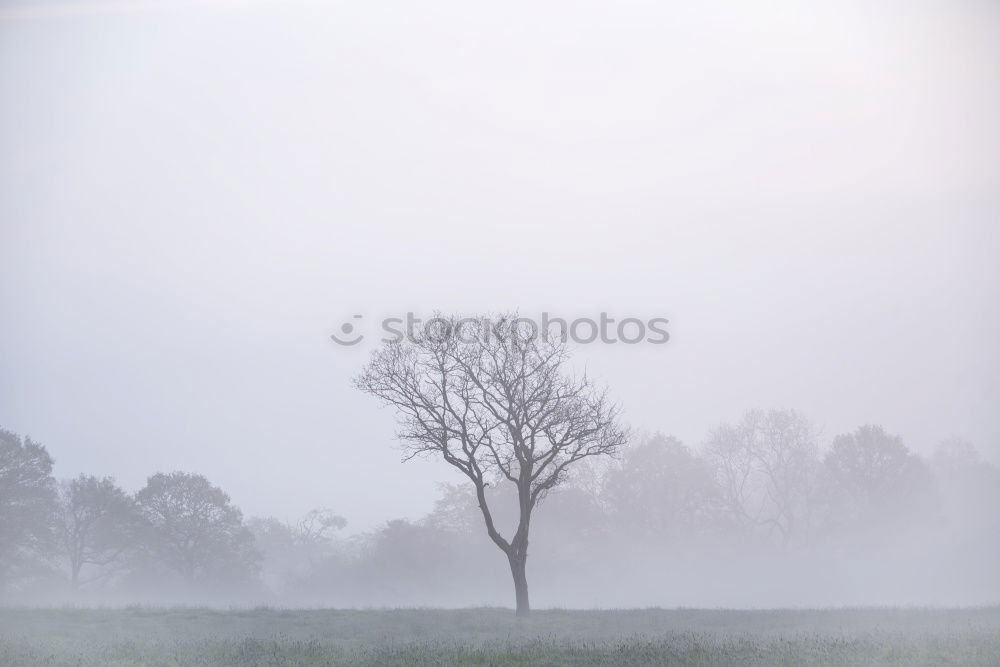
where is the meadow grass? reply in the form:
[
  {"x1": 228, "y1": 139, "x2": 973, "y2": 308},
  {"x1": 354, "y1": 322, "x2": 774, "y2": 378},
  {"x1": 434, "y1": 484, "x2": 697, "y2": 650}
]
[{"x1": 1, "y1": 606, "x2": 998, "y2": 665}]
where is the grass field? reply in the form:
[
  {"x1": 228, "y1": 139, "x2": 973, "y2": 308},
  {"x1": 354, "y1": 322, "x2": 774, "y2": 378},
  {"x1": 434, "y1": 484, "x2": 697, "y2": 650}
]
[{"x1": 1, "y1": 606, "x2": 998, "y2": 666}]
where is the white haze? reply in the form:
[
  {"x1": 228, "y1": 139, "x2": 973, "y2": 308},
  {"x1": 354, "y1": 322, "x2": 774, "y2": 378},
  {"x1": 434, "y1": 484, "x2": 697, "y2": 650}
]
[{"x1": 1, "y1": 0, "x2": 999, "y2": 607}]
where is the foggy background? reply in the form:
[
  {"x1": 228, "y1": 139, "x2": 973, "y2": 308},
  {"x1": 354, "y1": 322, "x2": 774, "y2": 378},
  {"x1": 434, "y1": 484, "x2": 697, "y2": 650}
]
[{"x1": 1, "y1": 0, "x2": 998, "y2": 607}]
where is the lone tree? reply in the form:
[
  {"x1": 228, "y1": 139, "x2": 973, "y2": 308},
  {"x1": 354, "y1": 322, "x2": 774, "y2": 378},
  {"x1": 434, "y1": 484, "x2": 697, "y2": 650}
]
[{"x1": 356, "y1": 313, "x2": 626, "y2": 616}]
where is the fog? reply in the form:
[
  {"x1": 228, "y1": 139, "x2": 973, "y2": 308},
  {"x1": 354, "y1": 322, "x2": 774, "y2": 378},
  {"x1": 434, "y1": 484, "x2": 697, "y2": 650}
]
[{"x1": 1, "y1": 0, "x2": 998, "y2": 610}]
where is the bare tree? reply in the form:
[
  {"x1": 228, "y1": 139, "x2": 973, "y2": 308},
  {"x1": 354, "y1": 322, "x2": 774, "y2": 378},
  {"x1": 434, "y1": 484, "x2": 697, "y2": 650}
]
[
  {"x1": 355, "y1": 313, "x2": 627, "y2": 615},
  {"x1": 297, "y1": 508, "x2": 348, "y2": 562},
  {"x1": 703, "y1": 409, "x2": 818, "y2": 543},
  {"x1": 249, "y1": 508, "x2": 346, "y2": 593}
]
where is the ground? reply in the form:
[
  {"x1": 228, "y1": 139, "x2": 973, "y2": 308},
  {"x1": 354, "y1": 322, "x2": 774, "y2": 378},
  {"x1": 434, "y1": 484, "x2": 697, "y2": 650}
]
[{"x1": 1, "y1": 607, "x2": 998, "y2": 666}]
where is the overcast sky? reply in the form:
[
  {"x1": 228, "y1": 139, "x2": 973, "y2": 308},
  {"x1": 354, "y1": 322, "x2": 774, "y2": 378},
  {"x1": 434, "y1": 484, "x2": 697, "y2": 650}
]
[{"x1": 2, "y1": 0, "x2": 998, "y2": 531}]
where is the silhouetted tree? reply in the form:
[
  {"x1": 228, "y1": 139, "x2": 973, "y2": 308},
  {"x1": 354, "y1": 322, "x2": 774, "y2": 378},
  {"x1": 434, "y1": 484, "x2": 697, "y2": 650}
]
[
  {"x1": 423, "y1": 483, "x2": 482, "y2": 535},
  {"x1": 604, "y1": 434, "x2": 720, "y2": 543},
  {"x1": 356, "y1": 313, "x2": 627, "y2": 615},
  {"x1": 820, "y1": 425, "x2": 934, "y2": 535},
  {"x1": 135, "y1": 472, "x2": 259, "y2": 585},
  {"x1": 703, "y1": 410, "x2": 819, "y2": 543},
  {"x1": 58, "y1": 475, "x2": 138, "y2": 588},
  {"x1": 930, "y1": 439, "x2": 1000, "y2": 557},
  {"x1": 249, "y1": 508, "x2": 346, "y2": 593},
  {"x1": 0, "y1": 429, "x2": 58, "y2": 587},
  {"x1": 932, "y1": 438, "x2": 982, "y2": 473},
  {"x1": 297, "y1": 508, "x2": 347, "y2": 555}
]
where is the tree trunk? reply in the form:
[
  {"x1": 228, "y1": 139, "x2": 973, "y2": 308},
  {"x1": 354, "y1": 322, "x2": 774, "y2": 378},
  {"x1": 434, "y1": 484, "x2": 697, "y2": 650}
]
[
  {"x1": 70, "y1": 555, "x2": 81, "y2": 589},
  {"x1": 508, "y1": 553, "x2": 530, "y2": 617}
]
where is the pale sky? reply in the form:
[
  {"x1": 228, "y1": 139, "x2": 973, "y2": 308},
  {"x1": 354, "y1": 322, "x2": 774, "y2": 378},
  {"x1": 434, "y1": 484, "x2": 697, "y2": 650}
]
[{"x1": 2, "y1": 0, "x2": 998, "y2": 531}]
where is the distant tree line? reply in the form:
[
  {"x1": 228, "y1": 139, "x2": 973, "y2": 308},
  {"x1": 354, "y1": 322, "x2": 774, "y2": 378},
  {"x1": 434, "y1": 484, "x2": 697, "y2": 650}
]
[
  {"x1": 1, "y1": 413, "x2": 998, "y2": 606},
  {"x1": 1, "y1": 429, "x2": 263, "y2": 601}
]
